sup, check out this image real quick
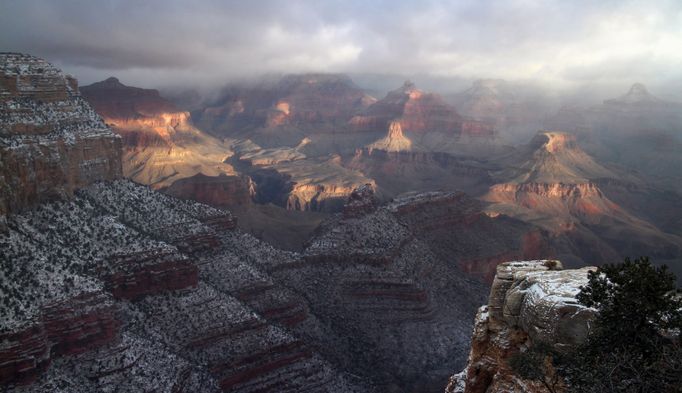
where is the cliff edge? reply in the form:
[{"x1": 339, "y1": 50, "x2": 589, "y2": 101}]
[
  {"x1": 0, "y1": 52, "x2": 122, "y2": 216},
  {"x1": 446, "y1": 260, "x2": 597, "y2": 393}
]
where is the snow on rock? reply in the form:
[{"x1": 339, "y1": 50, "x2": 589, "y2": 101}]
[
  {"x1": 447, "y1": 260, "x2": 597, "y2": 393},
  {"x1": 0, "y1": 53, "x2": 122, "y2": 216},
  {"x1": 2, "y1": 54, "x2": 373, "y2": 392}
]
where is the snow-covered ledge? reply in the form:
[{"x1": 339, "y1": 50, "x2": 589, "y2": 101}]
[{"x1": 446, "y1": 260, "x2": 597, "y2": 393}]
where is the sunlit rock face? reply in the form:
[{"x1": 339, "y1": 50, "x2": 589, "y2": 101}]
[
  {"x1": 234, "y1": 140, "x2": 376, "y2": 212},
  {"x1": 274, "y1": 74, "x2": 376, "y2": 125},
  {"x1": 81, "y1": 77, "x2": 237, "y2": 189},
  {"x1": 350, "y1": 81, "x2": 466, "y2": 134},
  {"x1": 81, "y1": 77, "x2": 197, "y2": 148},
  {"x1": 482, "y1": 131, "x2": 682, "y2": 266},
  {"x1": 446, "y1": 260, "x2": 596, "y2": 393},
  {"x1": 367, "y1": 121, "x2": 414, "y2": 152},
  {"x1": 350, "y1": 81, "x2": 496, "y2": 155},
  {"x1": 0, "y1": 53, "x2": 122, "y2": 216},
  {"x1": 3, "y1": 54, "x2": 518, "y2": 393}
]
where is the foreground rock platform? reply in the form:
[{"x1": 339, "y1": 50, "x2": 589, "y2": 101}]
[{"x1": 446, "y1": 260, "x2": 597, "y2": 393}]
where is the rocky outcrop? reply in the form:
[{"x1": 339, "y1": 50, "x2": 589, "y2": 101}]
[
  {"x1": 447, "y1": 260, "x2": 597, "y2": 393},
  {"x1": 350, "y1": 81, "x2": 494, "y2": 141},
  {"x1": 343, "y1": 184, "x2": 377, "y2": 218},
  {"x1": 367, "y1": 121, "x2": 416, "y2": 152},
  {"x1": 0, "y1": 292, "x2": 120, "y2": 386},
  {"x1": 0, "y1": 325, "x2": 51, "y2": 386},
  {"x1": 163, "y1": 173, "x2": 254, "y2": 207},
  {"x1": 0, "y1": 53, "x2": 122, "y2": 216},
  {"x1": 103, "y1": 251, "x2": 198, "y2": 300}
]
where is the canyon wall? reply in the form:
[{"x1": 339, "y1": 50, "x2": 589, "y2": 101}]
[{"x1": 0, "y1": 53, "x2": 122, "y2": 216}]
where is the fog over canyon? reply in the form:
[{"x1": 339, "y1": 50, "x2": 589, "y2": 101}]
[{"x1": 1, "y1": 1, "x2": 681, "y2": 393}]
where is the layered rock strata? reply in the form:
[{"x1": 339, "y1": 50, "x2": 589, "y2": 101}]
[
  {"x1": 350, "y1": 81, "x2": 495, "y2": 145},
  {"x1": 2, "y1": 55, "x2": 369, "y2": 392},
  {"x1": 81, "y1": 76, "x2": 237, "y2": 190},
  {"x1": 0, "y1": 53, "x2": 122, "y2": 216},
  {"x1": 249, "y1": 189, "x2": 557, "y2": 390},
  {"x1": 484, "y1": 131, "x2": 682, "y2": 264}
]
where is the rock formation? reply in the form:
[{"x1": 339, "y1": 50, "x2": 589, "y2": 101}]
[
  {"x1": 0, "y1": 55, "x2": 366, "y2": 392},
  {"x1": 163, "y1": 173, "x2": 254, "y2": 207},
  {"x1": 5, "y1": 53, "x2": 679, "y2": 393},
  {"x1": 81, "y1": 77, "x2": 239, "y2": 190},
  {"x1": 342, "y1": 183, "x2": 377, "y2": 218},
  {"x1": 366, "y1": 120, "x2": 417, "y2": 152},
  {"x1": 483, "y1": 131, "x2": 682, "y2": 267},
  {"x1": 350, "y1": 81, "x2": 495, "y2": 145},
  {"x1": 446, "y1": 260, "x2": 597, "y2": 393},
  {"x1": 604, "y1": 82, "x2": 664, "y2": 106},
  {"x1": 544, "y1": 83, "x2": 682, "y2": 195},
  {"x1": 0, "y1": 53, "x2": 122, "y2": 216},
  {"x1": 233, "y1": 143, "x2": 376, "y2": 212},
  {"x1": 196, "y1": 73, "x2": 376, "y2": 139},
  {"x1": 3, "y1": 54, "x2": 552, "y2": 393}
]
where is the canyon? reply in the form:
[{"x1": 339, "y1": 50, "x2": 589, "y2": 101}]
[
  {"x1": 0, "y1": 53, "x2": 544, "y2": 393},
  {"x1": 2, "y1": 52, "x2": 682, "y2": 393},
  {"x1": 77, "y1": 66, "x2": 682, "y2": 276}
]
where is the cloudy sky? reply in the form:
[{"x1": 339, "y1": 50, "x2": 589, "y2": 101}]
[{"x1": 2, "y1": 0, "x2": 681, "y2": 95}]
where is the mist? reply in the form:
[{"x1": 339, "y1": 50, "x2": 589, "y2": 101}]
[{"x1": 2, "y1": 0, "x2": 682, "y2": 100}]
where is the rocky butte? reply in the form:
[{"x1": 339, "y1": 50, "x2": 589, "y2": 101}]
[{"x1": 483, "y1": 130, "x2": 682, "y2": 268}]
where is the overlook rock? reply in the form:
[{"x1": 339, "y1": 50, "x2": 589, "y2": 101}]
[{"x1": 446, "y1": 260, "x2": 597, "y2": 393}]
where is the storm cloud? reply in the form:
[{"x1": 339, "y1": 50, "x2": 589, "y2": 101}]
[{"x1": 1, "y1": 0, "x2": 681, "y2": 93}]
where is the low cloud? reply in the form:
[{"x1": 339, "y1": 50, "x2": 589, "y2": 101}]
[{"x1": 1, "y1": 0, "x2": 681, "y2": 94}]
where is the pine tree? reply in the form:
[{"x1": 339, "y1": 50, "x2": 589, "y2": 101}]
[{"x1": 511, "y1": 257, "x2": 682, "y2": 393}]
